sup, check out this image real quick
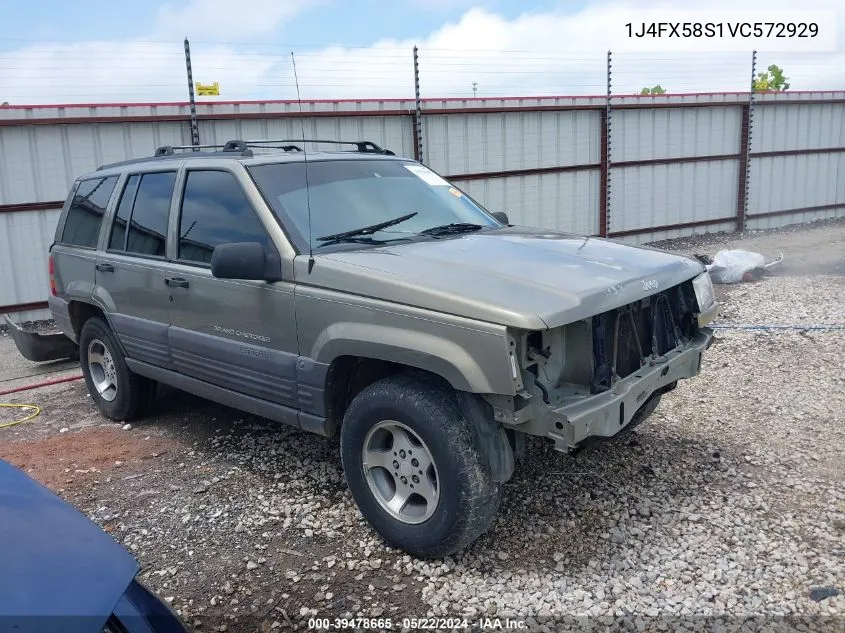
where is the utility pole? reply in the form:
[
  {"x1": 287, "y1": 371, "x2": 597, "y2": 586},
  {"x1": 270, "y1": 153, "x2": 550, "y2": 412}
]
[{"x1": 472, "y1": 82, "x2": 478, "y2": 97}]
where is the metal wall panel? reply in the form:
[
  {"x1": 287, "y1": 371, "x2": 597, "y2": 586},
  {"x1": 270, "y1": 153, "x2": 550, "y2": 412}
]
[
  {"x1": 752, "y1": 103, "x2": 845, "y2": 152},
  {"x1": 199, "y1": 115, "x2": 414, "y2": 158},
  {"x1": 0, "y1": 100, "x2": 417, "y2": 123},
  {"x1": 3, "y1": 308, "x2": 52, "y2": 323},
  {"x1": 0, "y1": 208, "x2": 61, "y2": 309},
  {"x1": 0, "y1": 122, "x2": 187, "y2": 204},
  {"x1": 748, "y1": 152, "x2": 845, "y2": 215},
  {"x1": 422, "y1": 96, "x2": 608, "y2": 111},
  {"x1": 619, "y1": 220, "x2": 737, "y2": 245},
  {"x1": 2, "y1": 94, "x2": 845, "y2": 320},
  {"x1": 612, "y1": 106, "x2": 741, "y2": 162},
  {"x1": 747, "y1": 206, "x2": 845, "y2": 231},
  {"x1": 197, "y1": 99, "x2": 417, "y2": 116},
  {"x1": 423, "y1": 110, "x2": 600, "y2": 176},
  {"x1": 608, "y1": 160, "x2": 739, "y2": 233},
  {"x1": 452, "y1": 170, "x2": 600, "y2": 236}
]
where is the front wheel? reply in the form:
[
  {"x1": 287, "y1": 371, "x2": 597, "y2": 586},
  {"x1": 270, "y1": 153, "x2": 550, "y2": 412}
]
[
  {"x1": 616, "y1": 392, "x2": 662, "y2": 437},
  {"x1": 340, "y1": 373, "x2": 501, "y2": 558}
]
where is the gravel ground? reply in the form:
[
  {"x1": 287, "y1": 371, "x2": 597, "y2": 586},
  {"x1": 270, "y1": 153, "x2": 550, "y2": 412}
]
[{"x1": 1, "y1": 220, "x2": 843, "y2": 632}]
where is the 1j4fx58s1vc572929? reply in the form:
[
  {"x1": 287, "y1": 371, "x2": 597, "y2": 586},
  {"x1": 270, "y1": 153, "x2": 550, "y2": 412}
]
[{"x1": 625, "y1": 21, "x2": 818, "y2": 38}]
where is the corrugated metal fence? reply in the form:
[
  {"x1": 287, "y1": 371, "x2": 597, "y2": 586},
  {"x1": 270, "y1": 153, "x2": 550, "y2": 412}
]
[{"x1": 2, "y1": 92, "x2": 844, "y2": 321}]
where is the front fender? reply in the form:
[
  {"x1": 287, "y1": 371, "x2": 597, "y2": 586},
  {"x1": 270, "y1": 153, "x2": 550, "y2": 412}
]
[{"x1": 310, "y1": 322, "x2": 518, "y2": 395}]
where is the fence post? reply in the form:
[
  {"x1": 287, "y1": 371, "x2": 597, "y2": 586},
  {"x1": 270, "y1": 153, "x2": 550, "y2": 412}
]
[
  {"x1": 599, "y1": 50, "x2": 612, "y2": 237},
  {"x1": 184, "y1": 38, "x2": 201, "y2": 150},
  {"x1": 413, "y1": 45, "x2": 424, "y2": 164},
  {"x1": 736, "y1": 50, "x2": 757, "y2": 232}
]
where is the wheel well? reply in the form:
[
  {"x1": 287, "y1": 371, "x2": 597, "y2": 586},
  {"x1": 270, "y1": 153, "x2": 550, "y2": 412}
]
[
  {"x1": 326, "y1": 355, "x2": 515, "y2": 484},
  {"x1": 68, "y1": 301, "x2": 105, "y2": 338},
  {"x1": 325, "y1": 356, "x2": 446, "y2": 427}
]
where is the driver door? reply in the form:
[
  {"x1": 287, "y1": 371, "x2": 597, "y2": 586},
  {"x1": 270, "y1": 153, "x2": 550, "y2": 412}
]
[{"x1": 164, "y1": 167, "x2": 300, "y2": 409}]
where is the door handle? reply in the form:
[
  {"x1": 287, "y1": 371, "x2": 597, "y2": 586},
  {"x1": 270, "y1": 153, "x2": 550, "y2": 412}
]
[
  {"x1": 165, "y1": 277, "x2": 190, "y2": 288},
  {"x1": 95, "y1": 263, "x2": 114, "y2": 272}
]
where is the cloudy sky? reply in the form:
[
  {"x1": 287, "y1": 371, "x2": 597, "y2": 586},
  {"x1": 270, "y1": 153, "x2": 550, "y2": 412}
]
[{"x1": 1, "y1": 0, "x2": 842, "y2": 104}]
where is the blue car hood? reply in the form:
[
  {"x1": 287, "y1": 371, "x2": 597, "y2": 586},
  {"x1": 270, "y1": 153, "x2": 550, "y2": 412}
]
[{"x1": 0, "y1": 459, "x2": 139, "y2": 633}]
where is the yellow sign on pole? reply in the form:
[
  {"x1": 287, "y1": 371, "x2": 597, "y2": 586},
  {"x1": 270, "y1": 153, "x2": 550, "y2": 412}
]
[{"x1": 195, "y1": 82, "x2": 220, "y2": 96}]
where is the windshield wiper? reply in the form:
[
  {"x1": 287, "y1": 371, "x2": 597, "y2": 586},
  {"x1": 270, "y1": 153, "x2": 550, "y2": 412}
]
[
  {"x1": 316, "y1": 212, "x2": 418, "y2": 243},
  {"x1": 315, "y1": 236, "x2": 412, "y2": 248},
  {"x1": 419, "y1": 222, "x2": 484, "y2": 237}
]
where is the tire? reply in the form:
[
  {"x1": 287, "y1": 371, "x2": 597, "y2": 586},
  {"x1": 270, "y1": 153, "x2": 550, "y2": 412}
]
[
  {"x1": 616, "y1": 392, "x2": 662, "y2": 437},
  {"x1": 78, "y1": 317, "x2": 156, "y2": 421},
  {"x1": 340, "y1": 373, "x2": 502, "y2": 558}
]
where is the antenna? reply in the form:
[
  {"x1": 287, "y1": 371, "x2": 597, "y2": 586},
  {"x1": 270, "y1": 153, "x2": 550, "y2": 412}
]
[{"x1": 291, "y1": 52, "x2": 315, "y2": 274}]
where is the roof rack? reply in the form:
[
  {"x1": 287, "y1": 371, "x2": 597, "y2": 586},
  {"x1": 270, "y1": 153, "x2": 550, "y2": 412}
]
[
  {"x1": 153, "y1": 143, "x2": 234, "y2": 157},
  {"x1": 240, "y1": 139, "x2": 395, "y2": 155},
  {"x1": 142, "y1": 138, "x2": 393, "y2": 165}
]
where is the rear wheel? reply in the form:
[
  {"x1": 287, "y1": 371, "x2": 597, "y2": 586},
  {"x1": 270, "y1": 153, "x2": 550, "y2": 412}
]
[
  {"x1": 340, "y1": 373, "x2": 501, "y2": 558},
  {"x1": 79, "y1": 317, "x2": 156, "y2": 421}
]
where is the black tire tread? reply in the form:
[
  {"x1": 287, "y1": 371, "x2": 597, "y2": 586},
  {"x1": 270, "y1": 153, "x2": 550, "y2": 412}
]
[
  {"x1": 342, "y1": 372, "x2": 501, "y2": 558},
  {"x1": 616, "y1": 392, "x2": 662, "y2": 437},
  {"x1": 79, "y1": 317, "x2": 155, "y2": 422}
]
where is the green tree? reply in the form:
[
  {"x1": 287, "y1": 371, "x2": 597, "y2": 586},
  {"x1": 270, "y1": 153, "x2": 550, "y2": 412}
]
[
  {"x1": 753, "y1": 65, "x2": 790, "y2": 92},
  {"x1": 639, "y1": 85, "x2": 666, "y2": 95},
  {"x1": 1, "y1": 102, "x2": 8, "y2": 106}
]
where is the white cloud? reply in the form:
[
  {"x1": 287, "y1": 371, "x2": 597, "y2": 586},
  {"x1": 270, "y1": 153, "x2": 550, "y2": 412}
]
[
  {"x1": 288, "y1": 1, "x2": 844, "y2": 99},
  {"x1": 1, "y1": 0, "x2": 842, "y2": 104},
  {"x1": 0, "y1": 41, "x2": 277, "y2": 103},
  {"x1": 406, "y1": 0, "x2": 488, "y2": 12},
  {"x1": 153, "y1": 0, "x2": 314, "y2": 39}
]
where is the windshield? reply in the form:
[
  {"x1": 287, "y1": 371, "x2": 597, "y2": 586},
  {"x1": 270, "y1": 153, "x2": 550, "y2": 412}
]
[{"x1": 248, "y1": 159, "x2": 501, "y2": 251}]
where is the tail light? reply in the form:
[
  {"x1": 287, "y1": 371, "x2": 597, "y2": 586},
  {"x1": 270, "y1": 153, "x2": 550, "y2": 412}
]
[{"x1": 48, "y1": 254, "x2": 57, "y2": 296}]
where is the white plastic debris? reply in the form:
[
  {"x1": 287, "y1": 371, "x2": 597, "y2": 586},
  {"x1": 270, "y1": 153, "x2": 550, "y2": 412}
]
[{"x1": 705, "y1": 250, "x2": 783, "y2": 284}]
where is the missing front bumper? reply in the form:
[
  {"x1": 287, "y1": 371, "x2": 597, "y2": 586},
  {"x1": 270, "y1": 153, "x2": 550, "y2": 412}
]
[{"x1": 524, "y1": 329, "x2": 713, "y2": 452}]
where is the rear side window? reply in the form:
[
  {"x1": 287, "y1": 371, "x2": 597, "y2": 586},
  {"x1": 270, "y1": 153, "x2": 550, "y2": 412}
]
[
  {"x1": 108, "y1": 174, "x2": 140, "y2": 251},
  {"x1": 178, "y1": 170, "x2": 270, "y2": 264},
  {"x1": 60, "y1": 176, "x2": 118, "y2": 248},
  {"x1": 107, "y1": 172, "x2": 176, "y2": 257}
]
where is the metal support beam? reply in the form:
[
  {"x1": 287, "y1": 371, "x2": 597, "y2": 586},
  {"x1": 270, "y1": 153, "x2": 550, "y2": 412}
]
[
  {"x1": 737, "y1": 50, "x2": 757, "y2": 232},
  {"x1": 184, "y1": 38, "x2": 201, "y2": 149},
  {"x1": 413, "y1": 46, "x2": 424, "y2": 164},
  {"x1": 603, "y1": 50, "x2": 613, "y2": 237},
  {"x1": 599, "y1": 108, "x2": 609, "y2": 237}
]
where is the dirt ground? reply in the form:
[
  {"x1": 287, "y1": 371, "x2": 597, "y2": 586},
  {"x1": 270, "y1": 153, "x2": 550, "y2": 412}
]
[{"x1": 1, "y1": 217, "x2": 843, "y2": 632}]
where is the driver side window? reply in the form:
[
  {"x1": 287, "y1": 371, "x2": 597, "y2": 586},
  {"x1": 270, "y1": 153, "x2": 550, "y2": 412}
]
[{"x1": 178, "y1": 170, "x2": 271, "y2": 265}]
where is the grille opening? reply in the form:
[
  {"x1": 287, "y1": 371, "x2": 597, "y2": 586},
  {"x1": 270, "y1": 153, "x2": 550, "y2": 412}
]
[{"x1": 591, "y1": 280, "x2": 698, "y2": 393}]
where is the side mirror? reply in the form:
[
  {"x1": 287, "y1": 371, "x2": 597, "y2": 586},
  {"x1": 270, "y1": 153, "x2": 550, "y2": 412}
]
[
  {"x1": 491, "y1": 211, "x2": 510, "y2": 225},
  {"x1": 211, "y1": 242, "x2": 281, "y2": 281}
]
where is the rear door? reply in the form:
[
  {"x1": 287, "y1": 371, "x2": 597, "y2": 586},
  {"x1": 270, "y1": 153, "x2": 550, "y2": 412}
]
[
  {"x1": 164, "y1": 166, "x2": 299, "y2": 407},
  {"x1": 51, "y1": 175, "x2": 120, "y2": 319},
  {"x1": 95, "y1": 169, "x2": 178, "y2": 368}
]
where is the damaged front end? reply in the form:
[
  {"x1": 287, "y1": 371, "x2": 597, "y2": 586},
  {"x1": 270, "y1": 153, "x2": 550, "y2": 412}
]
[{"x1": 490, "y1": 273, "x2": 716, "y2": 452}]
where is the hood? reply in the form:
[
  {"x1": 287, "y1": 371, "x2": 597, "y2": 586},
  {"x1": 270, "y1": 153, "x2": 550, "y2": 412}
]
[
  {"x1": 0, "y1": 460, "x2": 139, "y2": 633},
  {"x1": 302, "y1": 227, "x2": 705, "y2": 330}
]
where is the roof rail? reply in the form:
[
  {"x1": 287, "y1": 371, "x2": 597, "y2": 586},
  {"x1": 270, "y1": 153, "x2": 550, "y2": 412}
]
[
  {"x1": 153, "y1": 144, "x2": 227, "y2": 156},
  {"x1": 142, "y1": 138, "x2": 393, "y2": 165},
  {"x1": 233, "y1": 140, "x2": 303, "y2": 152},
  {"x1": 239, "y1": 139, "x2": 395, "y2": 155}
]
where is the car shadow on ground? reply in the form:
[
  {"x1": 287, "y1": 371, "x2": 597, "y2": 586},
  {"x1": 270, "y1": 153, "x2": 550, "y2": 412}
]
[{"x1": 142, "y1": 385, "x2": 744, "y2": 574}]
